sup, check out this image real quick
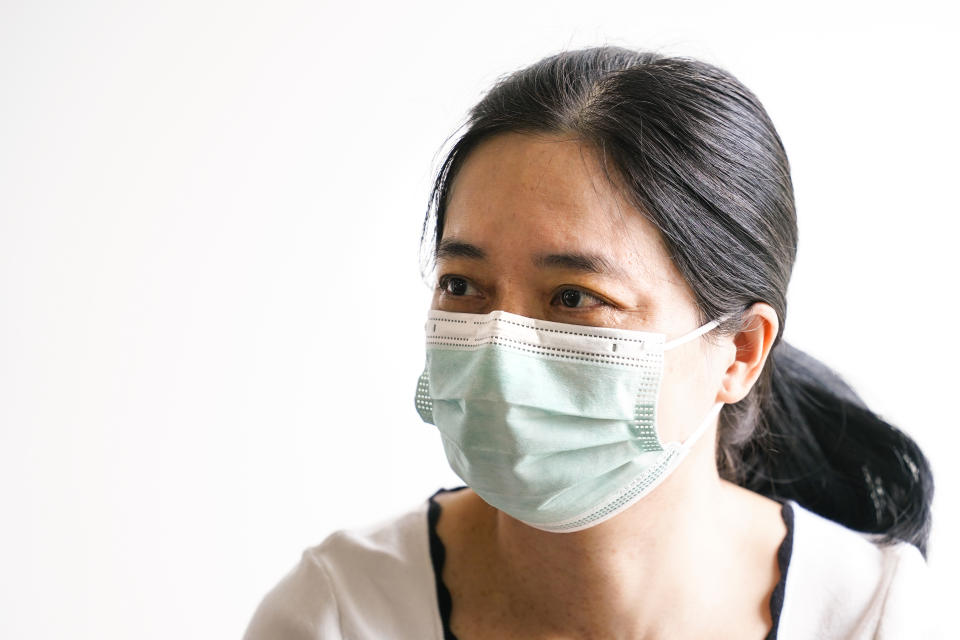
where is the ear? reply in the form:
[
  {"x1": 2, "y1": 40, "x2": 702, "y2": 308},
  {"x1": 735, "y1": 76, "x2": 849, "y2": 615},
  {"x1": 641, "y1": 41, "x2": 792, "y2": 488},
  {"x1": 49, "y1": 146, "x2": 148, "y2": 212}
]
[{"x1": 716, "y1": 302, "x2": 780, "y2": 404}]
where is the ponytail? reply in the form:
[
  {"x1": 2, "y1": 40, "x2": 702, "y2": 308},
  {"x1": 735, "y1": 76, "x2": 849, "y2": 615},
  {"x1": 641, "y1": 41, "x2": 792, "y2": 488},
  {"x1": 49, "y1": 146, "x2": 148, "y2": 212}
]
[{"x1": 728, "y1": 342, "x2": 934, "y2": 556}]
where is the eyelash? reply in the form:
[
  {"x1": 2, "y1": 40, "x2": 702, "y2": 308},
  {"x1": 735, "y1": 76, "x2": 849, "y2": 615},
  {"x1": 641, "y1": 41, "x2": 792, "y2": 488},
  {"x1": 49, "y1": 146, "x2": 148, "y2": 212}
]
[{"x1": 437, "y1": 275, "x2": 611, "y2": 310}]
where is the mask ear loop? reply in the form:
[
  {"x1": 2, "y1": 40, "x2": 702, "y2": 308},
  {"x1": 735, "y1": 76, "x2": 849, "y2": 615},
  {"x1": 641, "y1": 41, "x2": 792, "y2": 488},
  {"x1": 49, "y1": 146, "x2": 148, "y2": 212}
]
[
  {"x1": 660, "y1": 316, "x2": 730, "y2": 451},
  {"x1": 662, "y1": 317, "x2": 724, "y2": 351},
  {"x1": 679, "y1": 401, "x2": 724, "y2": 453}
]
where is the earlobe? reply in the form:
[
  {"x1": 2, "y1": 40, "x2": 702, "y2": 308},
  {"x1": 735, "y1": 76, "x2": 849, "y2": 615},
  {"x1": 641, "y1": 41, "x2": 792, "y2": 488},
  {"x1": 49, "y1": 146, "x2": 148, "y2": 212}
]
[{"x1": 716, "y1": 303, "x2": 779, "y2": 404}]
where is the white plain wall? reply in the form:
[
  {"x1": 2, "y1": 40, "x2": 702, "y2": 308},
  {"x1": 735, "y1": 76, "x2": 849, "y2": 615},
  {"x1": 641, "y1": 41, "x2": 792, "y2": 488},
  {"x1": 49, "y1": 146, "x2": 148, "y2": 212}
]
[{"x1": 1, "y1": 1, "x2": 956, "y2": 638}]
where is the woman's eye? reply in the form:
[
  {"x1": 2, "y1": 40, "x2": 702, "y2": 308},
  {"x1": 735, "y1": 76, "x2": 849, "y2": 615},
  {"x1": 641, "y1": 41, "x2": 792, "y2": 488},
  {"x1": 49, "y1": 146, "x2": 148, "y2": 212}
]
[
  {"x1": 553, "y1": 288, "x2": 606, "y2": 309},
  {"x1": 439, "y1": 276, "x2": 478, "y2": 297}
]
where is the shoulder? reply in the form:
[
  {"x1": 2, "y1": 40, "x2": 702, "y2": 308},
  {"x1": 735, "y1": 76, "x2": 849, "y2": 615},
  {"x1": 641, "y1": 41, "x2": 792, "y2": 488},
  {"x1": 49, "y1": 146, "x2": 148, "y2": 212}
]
[
  {"x1": 778, "y1": 501, "x2": 938, "y2": 639},
  {"x1": 242, "y1": 500, "x2": 441, "y2": 640}
]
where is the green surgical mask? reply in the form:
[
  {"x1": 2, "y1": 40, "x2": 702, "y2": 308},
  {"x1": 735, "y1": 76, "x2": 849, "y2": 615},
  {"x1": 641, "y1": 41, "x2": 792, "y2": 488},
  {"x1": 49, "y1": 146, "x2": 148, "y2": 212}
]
[{"x1": 414, "y1": 309, "x2": 724, "y2": 533}]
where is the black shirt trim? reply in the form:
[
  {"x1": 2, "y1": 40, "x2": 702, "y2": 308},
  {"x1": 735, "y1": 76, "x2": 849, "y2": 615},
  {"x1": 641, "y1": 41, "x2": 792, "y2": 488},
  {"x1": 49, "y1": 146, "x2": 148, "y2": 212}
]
[
  {"x1": 428, "y1": 487, "x2": 466, "y2": 640},
  {"x1": 765, "y1": 500, "x2": 795, "y2": 640},
  {"x1": 427, "y1": 488, "x2": 794, "y2": 640}
]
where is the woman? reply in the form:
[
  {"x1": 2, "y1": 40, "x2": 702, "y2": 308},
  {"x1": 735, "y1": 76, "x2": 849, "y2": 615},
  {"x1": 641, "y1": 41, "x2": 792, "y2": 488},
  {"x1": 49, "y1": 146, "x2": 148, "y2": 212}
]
[{"x1": 244, "y1": 46, "x2": 936, "y2": 639}]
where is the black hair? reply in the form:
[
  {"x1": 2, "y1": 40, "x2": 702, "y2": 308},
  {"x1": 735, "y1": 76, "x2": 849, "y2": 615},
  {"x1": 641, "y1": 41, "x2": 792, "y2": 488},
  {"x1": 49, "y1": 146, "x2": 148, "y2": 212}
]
[{"x1": 420, "y1": 46, "x2": 933, "y2": 555}]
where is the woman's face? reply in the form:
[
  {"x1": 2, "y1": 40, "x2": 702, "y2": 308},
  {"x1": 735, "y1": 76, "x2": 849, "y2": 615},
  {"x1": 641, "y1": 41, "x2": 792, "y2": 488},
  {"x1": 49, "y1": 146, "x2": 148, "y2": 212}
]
[{"x1": 431, "y1": 132, "x2": 733, "y2": 443}]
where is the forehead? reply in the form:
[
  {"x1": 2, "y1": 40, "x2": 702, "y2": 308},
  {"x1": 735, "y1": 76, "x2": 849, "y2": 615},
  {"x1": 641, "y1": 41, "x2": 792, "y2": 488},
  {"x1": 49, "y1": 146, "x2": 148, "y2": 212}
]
[{"x1": 442, "y1": 132, "x2": 673, "y2": 281}]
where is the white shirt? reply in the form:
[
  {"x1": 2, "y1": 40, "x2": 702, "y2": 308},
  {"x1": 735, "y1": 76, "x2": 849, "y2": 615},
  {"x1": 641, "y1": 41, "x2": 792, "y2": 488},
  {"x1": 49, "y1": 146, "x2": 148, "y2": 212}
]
[{"x1": 242, "y1": 490, "x2": 937, "y2": 639}]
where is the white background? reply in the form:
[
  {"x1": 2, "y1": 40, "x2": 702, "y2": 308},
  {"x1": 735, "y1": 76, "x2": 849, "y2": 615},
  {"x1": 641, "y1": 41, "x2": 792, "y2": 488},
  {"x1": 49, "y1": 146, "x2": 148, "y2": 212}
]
[{"x1": 1, "y1": 1, "x2": 957, "y2": 638}]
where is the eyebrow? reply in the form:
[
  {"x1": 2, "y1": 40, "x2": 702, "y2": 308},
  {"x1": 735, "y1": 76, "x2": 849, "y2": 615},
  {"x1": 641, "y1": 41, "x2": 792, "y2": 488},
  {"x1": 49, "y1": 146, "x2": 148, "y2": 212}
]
[
  {"x1": 534, "y1": 252, "x2": 626, "y2": 277},
  {"x1": 436, "y1": 238, "x2": 625, "y2": 278},
  {"x1": 436, "y1": 239, "x2": 487, "y2": 261}
]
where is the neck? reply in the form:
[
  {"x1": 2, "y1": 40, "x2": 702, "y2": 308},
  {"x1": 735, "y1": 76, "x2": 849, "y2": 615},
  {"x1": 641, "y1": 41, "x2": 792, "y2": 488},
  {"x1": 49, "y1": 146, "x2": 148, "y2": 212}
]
[{"x1": 488, "y1": 442, "x2": 756, "y2": 639}]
